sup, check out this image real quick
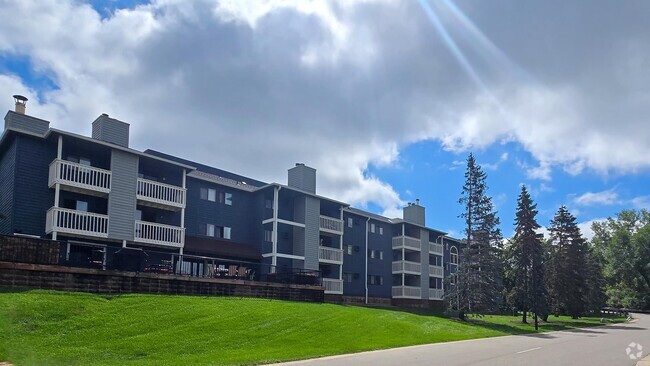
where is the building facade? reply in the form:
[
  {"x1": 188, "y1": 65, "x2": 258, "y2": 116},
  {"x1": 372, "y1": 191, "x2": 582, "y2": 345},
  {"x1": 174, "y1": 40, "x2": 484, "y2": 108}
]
[{"x1": 0, "y1": 100, "x2": 462, "y2": 306}]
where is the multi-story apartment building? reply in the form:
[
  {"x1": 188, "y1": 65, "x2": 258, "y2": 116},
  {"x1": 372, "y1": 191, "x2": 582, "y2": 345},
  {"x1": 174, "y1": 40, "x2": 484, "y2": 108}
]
[{"x1": 0, "y1": 96, "x2": 461, "y2": 306}]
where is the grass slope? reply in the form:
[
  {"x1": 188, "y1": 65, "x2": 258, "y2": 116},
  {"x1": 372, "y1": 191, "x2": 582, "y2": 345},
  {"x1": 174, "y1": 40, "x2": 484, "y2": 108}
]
[{"x1": 0, "y1": 290, "x2": 620, "y2": 365}]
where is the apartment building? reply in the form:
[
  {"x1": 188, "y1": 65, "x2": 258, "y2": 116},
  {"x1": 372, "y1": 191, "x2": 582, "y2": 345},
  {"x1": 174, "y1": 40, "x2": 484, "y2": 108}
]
[{"x1": 0, "y1": 96, "x2": 461, "y2": 306}]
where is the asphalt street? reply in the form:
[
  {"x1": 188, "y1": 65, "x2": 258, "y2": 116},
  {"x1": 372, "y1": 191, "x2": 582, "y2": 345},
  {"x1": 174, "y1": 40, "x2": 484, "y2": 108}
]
[{"x1": 275, "y1": 313, "x2": 650, "y2": 366}]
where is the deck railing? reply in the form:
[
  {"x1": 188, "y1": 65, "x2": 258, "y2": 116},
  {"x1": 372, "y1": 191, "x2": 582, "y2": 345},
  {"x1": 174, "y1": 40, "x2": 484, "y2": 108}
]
[
  {"x1": 323, "y1": 278, "x2": 343, "y2": 294},
  {"x1": 136, "y1": 178, "x2": 186, "y2": 209},
  {"x1": 45, "y1": 207, "x2": 109, "y2": 238},
  {"x1": 392, "y1": 286, "x2": 421, "y2": 299},
  {"x1": 429, "y1": 288, "x2": 444, "y2": 300},
  {"x1": 134, "y1": 221, "x2": 184, "y2": 248},
  {"x1": 319, "y1": 246, "x2": 343, "y2": 263},
  {"x1": 429, "y1": 242, "x2": 444, "y2": 255},
  {"x1": 429, "y1": 265, "x2": 444, "y2": 278},
  {"x1": 392, "y1": 235, "x2": 421, "y2": 251},
  {"x1": 48, "y1": 159, "x2": 111, "y2": 193},
  {"x1": 319, "y1": 215, "x2": 343, "y2": 234},
  {"x1": 392, "y1": 260, "x2": 421, "y2": 274}
]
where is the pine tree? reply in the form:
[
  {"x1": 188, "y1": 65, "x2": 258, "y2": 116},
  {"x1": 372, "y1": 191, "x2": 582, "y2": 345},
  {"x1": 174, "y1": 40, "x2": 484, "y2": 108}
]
[
  {"x1": 447, "y1": 153, "x2": 503, "y2": 319},
  {"x1": 547, "y1": 206, "x2": 588, "y2": 319},
  {"x1": 505, "y1": 185, "x2": 546, "y2": 330}
]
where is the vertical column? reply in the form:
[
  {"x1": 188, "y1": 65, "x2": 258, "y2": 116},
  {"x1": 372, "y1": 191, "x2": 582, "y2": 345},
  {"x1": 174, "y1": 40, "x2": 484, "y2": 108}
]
[
  {"x1": 420, "y1": 229, "x2": 429, "y2": 301},
  {"x1": 271, "y1": 186, "x2": 279, "y2": 270},
  {"x1": 180, "y1": 169, "x2": 186, "y2": 255},
  {"x1": 401, "y1": 223, "x2": 405, "y2": 288},
  {"x1": 52, "y1": 135, "x2": 62, "y2": 240}
]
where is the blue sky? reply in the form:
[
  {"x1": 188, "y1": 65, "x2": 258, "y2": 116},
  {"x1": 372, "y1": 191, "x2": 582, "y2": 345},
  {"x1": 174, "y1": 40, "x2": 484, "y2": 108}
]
[{"x1": 1, "y1": 0, "x2": 649, "y2": 240}]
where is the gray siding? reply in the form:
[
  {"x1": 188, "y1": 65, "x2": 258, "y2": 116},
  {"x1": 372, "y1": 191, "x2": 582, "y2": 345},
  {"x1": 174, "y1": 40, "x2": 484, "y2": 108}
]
[
  {"x1": 288, "y1": 164, "x2": 316, "y2": 194},
  {"x1": 293, "y1": 198, "x2": 306, "y2": 257},
  {"x1": 420, "y1": 229, "x2": 429, "y2": 299},
  {"x1": 4, "y1": 111, "x2": 49, "y2": 136},
  {"x1": 0, "y1": 138, "x2": 17, "y2": 234},
  {"x1": 303, "y1": 196, "x2": 320, "y2": 270},
  {"x1": 108, "y1": 150, "x2": 138, "y2": 241},
  {"x1": 92, "y1": 115, "x2": 129, "y2": 148},
  {"x1": 404, "y1": 204, "x2": 425, "y2": 226}
]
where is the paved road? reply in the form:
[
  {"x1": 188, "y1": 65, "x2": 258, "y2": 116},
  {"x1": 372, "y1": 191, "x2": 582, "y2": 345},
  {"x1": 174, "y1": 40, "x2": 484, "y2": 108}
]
[{"x1": 275, "y1": 313, "x2": 650, "y2": 366}]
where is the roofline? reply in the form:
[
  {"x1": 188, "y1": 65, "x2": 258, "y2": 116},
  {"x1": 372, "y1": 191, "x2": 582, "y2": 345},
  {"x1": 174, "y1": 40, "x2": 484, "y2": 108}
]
[
  {"x1": 46, "y1": 129, "x2": 197, "y2": 170},
  {"x1": 256, "y1": 183, "x2": 350, "y2": 207},
  {"x1": 344, "y1": 206, "x2": 447, "y2": 235}
]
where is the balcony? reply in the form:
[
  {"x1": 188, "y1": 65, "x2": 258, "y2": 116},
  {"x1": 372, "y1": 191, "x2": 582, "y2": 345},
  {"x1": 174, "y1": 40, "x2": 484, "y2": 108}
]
[
  {"x1": 46, "y1": 207, "x2": 109, "y2": 238},
  {"x1": 136, "y1": 178, "x2": 186, "y2": 210},
  {"x1": 392, "y1": 260, "x2": 421, "y2": 274},
  {"x1": 319, "y1": 215, "x2": 343, "y2": 235},
  {"x1": 323, "y1": 278, "x2": 343, "y2": 294},
  {"x1": 429, "y1": 288, "x2": 444, "y2": 300},
  {"x1": 319, "y1": 246, "x2": 343, "y2": 264},
  {"x1": 392, "y1": 235, "x2": 421, "y2": 251},
  {"x1": 429, "y1": 265, "x2": 444, "y2": 278},
  {"x1": 134, "y1": 221, "x2": 184, "y2": 248},
  {"x1": 429, "y1": 242, "x2": 443, "y2": 255},
  {"x1": 48, "y1": 159, "x2": 111, "y2": 195},
  {"x1": 392, "y1": 286, "x2": 421, "y2": 299}
]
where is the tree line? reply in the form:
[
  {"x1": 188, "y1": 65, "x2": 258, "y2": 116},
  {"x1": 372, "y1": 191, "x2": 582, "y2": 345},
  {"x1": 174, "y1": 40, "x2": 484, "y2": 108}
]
[{"x1": 446, "y1": 153, "x2": 649, "y2": 326}]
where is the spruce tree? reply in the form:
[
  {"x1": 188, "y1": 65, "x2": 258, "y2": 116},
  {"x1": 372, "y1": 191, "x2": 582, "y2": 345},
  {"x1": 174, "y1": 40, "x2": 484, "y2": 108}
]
[
  {"x1": 547, "y1": 206, "x2": 588, "y2": 319},
  {"x1": 448, "y1": 153, "x2": 503, "y2": 319}
]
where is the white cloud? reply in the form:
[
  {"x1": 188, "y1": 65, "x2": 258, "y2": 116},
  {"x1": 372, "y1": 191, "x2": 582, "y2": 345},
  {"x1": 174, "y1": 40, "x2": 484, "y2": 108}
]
[
  {"x1": 573, "y1": 189, "x2": 620, "y2": 206},
  {"x1": 631, "y1": 195, "x2": 650, "y2": 209}
]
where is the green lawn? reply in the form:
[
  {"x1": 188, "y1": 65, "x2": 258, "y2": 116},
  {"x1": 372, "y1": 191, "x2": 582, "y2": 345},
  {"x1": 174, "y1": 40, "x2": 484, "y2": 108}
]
[{"x1": 0, "y1": 290, "x2": 622, "y2": 366}]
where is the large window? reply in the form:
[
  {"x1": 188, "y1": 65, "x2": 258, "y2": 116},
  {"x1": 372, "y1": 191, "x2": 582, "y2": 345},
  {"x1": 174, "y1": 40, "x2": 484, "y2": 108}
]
[
  {"x1": 347, "y1": 217, "x2": 353, "y2": 228},
  {"x1": 200, "y1": 187, "x2": 217, "y2": 202},
  {"x1": 368, "y1": 275, "x2": 383, "y2": 285},
  {"x1": 264, "y1": 230, "x2": 273, "y2": 242},
  {"x1": 369, "y1": 223, "x2": 376, "y2": 233},
  {"x1": 450, "y1": 246, "x2": 458, "y2": 265}
]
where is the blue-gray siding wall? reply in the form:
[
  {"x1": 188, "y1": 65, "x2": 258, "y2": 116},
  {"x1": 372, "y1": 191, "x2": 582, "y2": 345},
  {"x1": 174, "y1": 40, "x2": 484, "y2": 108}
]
[
  {"x1": 107, "y1": 150, "x2": 138, "y2": 241},
  {"x1": 303, "y1": 196, "x2": 320, "y2": 270},
  {"x1": 92, "y1": 115, "x2": 129, "y2": 148},
  {"x1": 367, "y1": 220, "x2": 393, "y2": 298},
  {"x1": 184, "y1": 177, "x2": 258, "y2": 246},
  {"x1": 420, "y1": 229, "x2": 429, "y2": 299},
  {"x1": 342, "y1": 212, "x2": 367, "y2": 296},
  {"x1": 13, "y1": 135, "x2": 56, "y2": 236},
  {"x1": 0, "y1": 137, "x2": 17, "y2": 234},
  {"x1": 4, "y1": 111, "x2": 50, "y2": 136}
]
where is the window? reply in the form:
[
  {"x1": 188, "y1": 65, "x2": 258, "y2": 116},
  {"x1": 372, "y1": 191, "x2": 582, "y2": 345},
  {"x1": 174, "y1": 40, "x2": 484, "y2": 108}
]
[
  {"x1": 200, "y1": 187, "x2": 217, "y2": 202},
  {"x1": 206, "y1": 224, "x2": 215, "y2": 237},
  {"x1": 368, "y1": 250, "x2": 383, "y2": 260},
  {"x1": 379, "y1": 227, "x2": 383, "y2": 235},
  {"x1": 225, "y1": 192, "x2": 233, "y2": 205},
  {"x1": 79, "y1": 157, "x2": 91, "y2": 166},
  {"x1": 265, "y1": 199, "x2": 273, "y2": 209},
  {"x1": 346, "y1": 245, "x2": 353, "y2": 255},
  {"x1": 379, "y1": 251, "x2": 384, "y2": 260},
  {"x1": 347, "y1": 217, "x2": 353, "y2": 228},
  {"x1": 343, "y1": 272, "x2": 353, "y2": 283},
  {"x1": 264, "y1": 230, "x2": 273, "y2": 242},
  {"x1": 370, "y1": 223, "x2": 376, "y2": 233},
  {"x1": 222, "y1": 226, "x2": 232, "y2": 239},
  {"x1": 76, "y1": 200, "x2": 88, "y2": 212},
  {"x1": 450, "y1": 274, "x2": 457, "y2": 285},
  {"x1": 450, "y1": 246, "x2": 458, "y2": 265},
  {"x1": 368, "y1": 275, "x2": 383, "y2": 285},
  {"x1": 135, "y1": 209, "x2": 142, "y2": 221}
]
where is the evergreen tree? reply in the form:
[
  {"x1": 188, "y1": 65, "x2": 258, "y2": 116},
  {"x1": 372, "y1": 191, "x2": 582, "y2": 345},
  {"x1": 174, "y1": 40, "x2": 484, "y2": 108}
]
[
  {"x1": 547, "y1": 206, "x2": 588, "y2": 319},
  {"x1": 505, "y1": 185, "x2": 546, "y2": 330},
  {"x1": 447, "y1": 153, "x2": 503, "y2": 319}
]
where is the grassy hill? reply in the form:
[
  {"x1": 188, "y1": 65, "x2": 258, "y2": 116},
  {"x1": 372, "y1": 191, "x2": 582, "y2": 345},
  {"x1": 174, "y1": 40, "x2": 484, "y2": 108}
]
[{"x1": 0, "y1": 290, "x2": 618, "y2": 365}]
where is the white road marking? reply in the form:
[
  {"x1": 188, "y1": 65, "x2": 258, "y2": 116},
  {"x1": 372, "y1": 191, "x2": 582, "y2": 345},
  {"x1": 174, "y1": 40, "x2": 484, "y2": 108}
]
[{"x1": 516, "y1": 347, "x2": 541, "y2": 354}]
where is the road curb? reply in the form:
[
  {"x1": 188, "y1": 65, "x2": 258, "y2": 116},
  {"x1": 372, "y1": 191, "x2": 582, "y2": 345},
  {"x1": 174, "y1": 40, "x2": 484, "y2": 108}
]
[{"x1": 636, "y1": 354, "x2": 650, "y2": 366}]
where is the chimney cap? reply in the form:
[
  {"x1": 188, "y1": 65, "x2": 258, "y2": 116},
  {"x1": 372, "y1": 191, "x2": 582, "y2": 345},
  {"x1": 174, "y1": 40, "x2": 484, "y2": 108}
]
[
  {"x1": 415, "y1": 198, "x2": 420, "y2": 205},
  {"x1": 13, "y1": 95, "x2": 28, "y2": 103},
  {"x1": 295, "y1": 163, "x2": 305, "y2": 166},
  {"x1": 101, "y1": 113, "x2": 109, "y2": 117}
]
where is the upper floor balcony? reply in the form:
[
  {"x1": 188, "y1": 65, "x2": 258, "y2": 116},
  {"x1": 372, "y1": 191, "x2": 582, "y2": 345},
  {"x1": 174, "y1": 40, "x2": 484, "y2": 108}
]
[
  {"x1": 49, "y1": 159, "x2": 111, "y2": 196},
  {"x1": 318, "y1": 246, "x2": 343, "y2": 264},
  {"x1": 392, "y1": 260, "x2": 421, "y2": 275},
  {"x1": 429, "y1": 265, "x2": 444, "y2": 278},
  {"x1": 136, "y1": 178, "x2": 186, "y2": 210},
  {"x1": 45, "y1": 207, "x2": 109, "y2": 239},
  {"x1": 392, "y1": 235, "x2": 421, "y2": 251},
  {"x1": 134, "y1": 220, "x2": 184, "y2": 248},
  {"x1": 319, "y1": 215, "x2": 343, "y2": 235},
  {"x1": 429, "y1": 242, "x2": 443, "y2": 255},
  {"x1": 392, "y1": 285, "x2": 421, "y2": 299}
]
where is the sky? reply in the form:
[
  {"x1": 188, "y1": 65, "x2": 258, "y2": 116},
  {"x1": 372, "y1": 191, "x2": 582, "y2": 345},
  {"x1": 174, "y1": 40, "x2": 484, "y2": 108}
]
[{"x1": 1, "y1": 0, "x2": 649, "y2": 240}]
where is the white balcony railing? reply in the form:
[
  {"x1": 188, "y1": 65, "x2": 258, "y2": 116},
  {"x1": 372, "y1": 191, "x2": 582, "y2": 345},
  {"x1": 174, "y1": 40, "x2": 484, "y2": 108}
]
[
  {"x1": 319, "y1": 246, "x2": 343, "y2": 263},
  {"x1": 323, "y1": 278, "x2": 343, "y2": 294},
  {"x1": 392, "y1": 286, "x2": 421, "y2": 299},
  {"x1": 429, "y1": 265, "x2": 444, "y2": 278},
  {"x1": 137, "y1": 178, "x2": 186, "y2": 209},
  {"x1": 429, "y1": 288, "x2": 444, "y2": 300},
  {"x1": 319, "y1": 215, "x2": 343, "y2": 234},
  {"x1": 392, "y1": 260, "x2": 421, "y2": 274},
  {"x1": 429, "y1": 242, "x2": 443, "y2": 255},
  {"x1": 48, "y1": 159, "x2": 111, "y2": 194},
  {"x1": 46, "y1": 207, "x2": 109, "y2": 238},
  {"x1": 392, "y1": 235, "x2": 421, "y2": 251},
  {"x1": 134, "y1": 221, "x2": 184, "y2": 248}
]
